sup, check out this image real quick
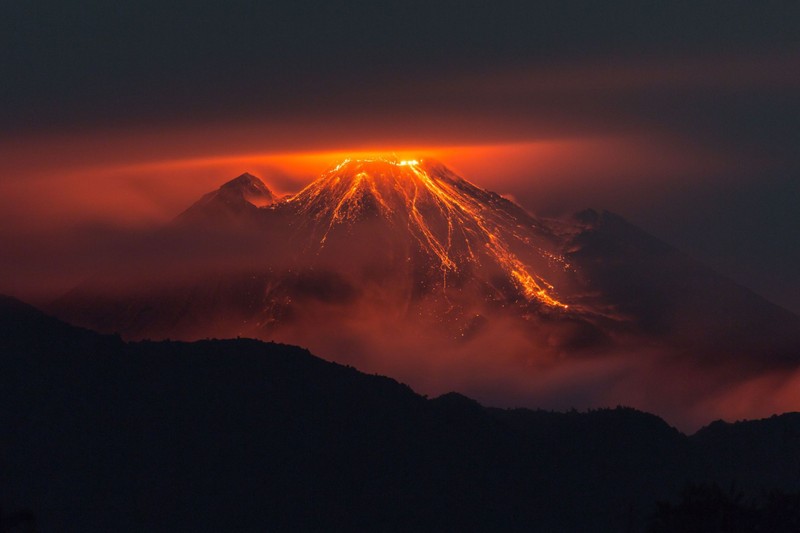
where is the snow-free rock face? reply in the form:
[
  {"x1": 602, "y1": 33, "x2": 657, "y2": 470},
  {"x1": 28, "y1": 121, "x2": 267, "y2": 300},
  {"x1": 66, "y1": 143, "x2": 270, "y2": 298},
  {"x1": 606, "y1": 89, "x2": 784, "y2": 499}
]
[
  {"x1": 285, "y1": 159, "x2": 572, "y2": 308},
  {"x1": 54, "y1": 159, "x2": 800, "y2": 352},
  {"x1": 54, "y1": 159, "x2": 600, "y2": 352},
  {"x1": 177, "y1": 172, "x2": 275, "y2": 225},
  {"x1": 51, "y1": 158, "x2": 800, "y2": 425}
]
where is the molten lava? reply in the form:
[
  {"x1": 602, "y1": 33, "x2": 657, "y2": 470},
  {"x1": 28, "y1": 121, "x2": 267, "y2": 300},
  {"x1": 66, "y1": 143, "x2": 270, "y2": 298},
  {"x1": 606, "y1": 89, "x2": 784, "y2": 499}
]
[
  {"x1": 289, "y1": 158, "x2": 569, "y2": 308},
  {"x1": 50, "y1": 157, "x2": 800, "y2": 430}
]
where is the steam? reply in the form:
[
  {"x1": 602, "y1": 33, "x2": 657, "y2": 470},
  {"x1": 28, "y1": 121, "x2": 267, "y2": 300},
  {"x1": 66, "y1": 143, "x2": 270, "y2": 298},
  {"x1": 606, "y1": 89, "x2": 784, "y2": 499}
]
[
  {"x1": 4, "y1": 155, "x2": 799, "y2": 434},
  {"x1": 260, "y1": 291, "x2": 798, "y2": 433}
]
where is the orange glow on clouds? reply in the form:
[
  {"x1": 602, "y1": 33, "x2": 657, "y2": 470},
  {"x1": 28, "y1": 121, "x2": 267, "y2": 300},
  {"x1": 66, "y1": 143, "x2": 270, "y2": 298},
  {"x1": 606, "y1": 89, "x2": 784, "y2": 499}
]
[
  {"x1": 1, "y1": 131, "x2": 797, "y2": 431},
  {"x1": 11, "y1": 137, "x2": 726, "y2": 222},
  {"x1": 0, "y1": 128, "x2": 753, "y2": 311}
]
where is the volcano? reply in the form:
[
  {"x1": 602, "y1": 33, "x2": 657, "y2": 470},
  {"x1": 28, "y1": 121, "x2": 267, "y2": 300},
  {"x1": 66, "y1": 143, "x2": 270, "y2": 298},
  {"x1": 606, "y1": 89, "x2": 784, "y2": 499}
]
[
  {"x1": 52, "y1": 158, "x2": 800, "y2": 427},
  {"x1": 286, "y1": 159, "x2": 570, "y2": 307},
  {"x1": 55, "y1": 159, "x2": 600, "y2": 344}
]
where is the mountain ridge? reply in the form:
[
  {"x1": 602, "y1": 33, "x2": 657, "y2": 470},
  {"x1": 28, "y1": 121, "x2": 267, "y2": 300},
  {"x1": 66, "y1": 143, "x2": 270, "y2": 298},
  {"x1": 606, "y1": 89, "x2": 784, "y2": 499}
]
[
  {"x1": 49, "y1": 160, "x2": 800, "y2": 429},
  {"x1": 176, "y1": 171, "x2": 276, "y2": 225},
  {"x1": 3, "y1": 294, "x2": 800, "y2": 531}
]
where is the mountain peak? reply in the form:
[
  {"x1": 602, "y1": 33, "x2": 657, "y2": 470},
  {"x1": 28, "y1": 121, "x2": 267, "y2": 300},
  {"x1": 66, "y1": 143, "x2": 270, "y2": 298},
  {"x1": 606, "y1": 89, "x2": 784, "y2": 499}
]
[
  {"x1": 176, "y1": 172, "x2": 275, "y2": 224},
  {"x1": 329, "y1": 156, "x2": 441, "y2": 172},
  {"x1": 287, "y1": 157, "x2": 570, "y2": 308},
  {"x1": 223, "y1": 171, "x2": 262, "y2": 185},
  {"x1": 218, "y1": 172, "x2": 275, "y2": 206},
  {"x1": 291, "y1": 157, "x2": 483, "y2": 219}
]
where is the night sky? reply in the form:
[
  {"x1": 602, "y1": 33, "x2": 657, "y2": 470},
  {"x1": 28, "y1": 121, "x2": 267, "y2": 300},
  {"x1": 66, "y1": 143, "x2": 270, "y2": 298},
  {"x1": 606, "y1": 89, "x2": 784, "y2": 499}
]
[{"x1": 1, "y1": 1, "x2": 799, "y2": 314}]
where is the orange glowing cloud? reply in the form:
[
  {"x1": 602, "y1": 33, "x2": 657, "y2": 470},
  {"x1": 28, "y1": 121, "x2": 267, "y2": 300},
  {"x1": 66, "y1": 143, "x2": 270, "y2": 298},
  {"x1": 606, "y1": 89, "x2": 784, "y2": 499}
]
[
  {"x1": 1, "y1": 130, "x2": 798, "y2": 433},
  {"x1": 0, "y1": 135, "x2": 736, "y2": 229},
  {"x1": 0, "y1": 102, "x2": 783, "y2": 312}
]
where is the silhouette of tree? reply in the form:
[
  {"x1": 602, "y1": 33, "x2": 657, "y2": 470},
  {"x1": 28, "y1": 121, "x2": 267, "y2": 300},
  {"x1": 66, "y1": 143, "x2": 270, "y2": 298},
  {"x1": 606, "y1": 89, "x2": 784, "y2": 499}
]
[
  {"x1": 648, "y1": 483, "x2": 800, "y2": 532},
  {"x1": 0, "y1": 507, "x2": 37, "y2": 533}
]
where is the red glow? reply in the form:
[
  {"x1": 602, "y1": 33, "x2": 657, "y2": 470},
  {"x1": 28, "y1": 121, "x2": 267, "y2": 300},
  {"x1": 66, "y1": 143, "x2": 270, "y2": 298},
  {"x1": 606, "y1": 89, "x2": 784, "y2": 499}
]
[
  {"x1": 0, "y1": 71, "x2": 796, "y2": 431},
  {"x1": 0, "y1": 128, "x2": 757, "y2": 322},
  {"x1": 0, "y1": 134, "x2": 736, "y2": 232}
]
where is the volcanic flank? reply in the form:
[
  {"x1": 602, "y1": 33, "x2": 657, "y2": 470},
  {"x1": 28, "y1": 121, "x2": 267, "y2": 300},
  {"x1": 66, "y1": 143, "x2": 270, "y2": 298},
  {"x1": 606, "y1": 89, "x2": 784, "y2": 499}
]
[
  {"x1": 52, "y1": 157, "x2": 800, "y2": 428},
  {"x1": 178, "y1": 171, "x2": 276, "y2": 225},
  {"x1": 288, "y1": 158, "x2": 571, "y2": 307}
]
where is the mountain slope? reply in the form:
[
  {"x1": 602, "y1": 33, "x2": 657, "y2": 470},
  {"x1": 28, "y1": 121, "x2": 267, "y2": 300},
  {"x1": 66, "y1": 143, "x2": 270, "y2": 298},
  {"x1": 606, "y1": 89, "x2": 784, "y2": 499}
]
[
  {"x1": 49, "y1": 159, "x2": 800, "y2": 428},
  {"x1": 176, "y1": 172, "x2": 276, "y2": 226},
  {"x1": 568, "y1": 209, "x2": 800, "y2": 365},
  {"x1": 51, "y1": 159, "x2": 598, "y2": 345},
  {"x1": 285, "y1": 158, "x2": 571, "y2": 307},
  {"x1": 4, "y1": 295, "x2": 800, "y2": 532}
]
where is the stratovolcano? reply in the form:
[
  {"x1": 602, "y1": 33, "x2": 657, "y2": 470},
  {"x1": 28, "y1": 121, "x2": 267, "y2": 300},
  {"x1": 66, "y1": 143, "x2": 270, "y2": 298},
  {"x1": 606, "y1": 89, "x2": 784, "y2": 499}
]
[
  {"x1": 52, "y1": 157, "x2": 800, "y2": 428},
  {"x1": 288, "y1": 158, "x2": 571, "y2": 307}
]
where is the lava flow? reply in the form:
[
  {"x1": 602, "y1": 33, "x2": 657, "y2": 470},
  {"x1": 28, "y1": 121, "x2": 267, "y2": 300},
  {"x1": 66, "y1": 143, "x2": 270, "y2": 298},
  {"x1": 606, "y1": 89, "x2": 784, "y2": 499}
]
[
  {"x1": 289, "y1": 157, "x2": 569, "y2": 308},
  {"x1": 50, "y1": 156, "x2": 800, "y2": 429}
]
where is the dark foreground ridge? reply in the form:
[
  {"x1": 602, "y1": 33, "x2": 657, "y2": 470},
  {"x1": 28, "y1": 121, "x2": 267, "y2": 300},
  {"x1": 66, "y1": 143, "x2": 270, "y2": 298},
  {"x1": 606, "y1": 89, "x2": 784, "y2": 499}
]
[{"x1": 2, "y1": 295, "x2": 799, "y2": 532}]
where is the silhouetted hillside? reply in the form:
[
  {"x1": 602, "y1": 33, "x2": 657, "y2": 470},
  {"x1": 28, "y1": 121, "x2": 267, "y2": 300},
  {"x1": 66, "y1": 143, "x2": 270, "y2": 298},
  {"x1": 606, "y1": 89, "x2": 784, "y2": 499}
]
[
  {"x1": 1, "y1": 295, "x2": 799, "y2": 531},
  {"x1": 50, "y1": 167, "x2": 800, "y2": 433},
  {"x1": 648, "y1": 482, "x2": 800, "y2": 533}
]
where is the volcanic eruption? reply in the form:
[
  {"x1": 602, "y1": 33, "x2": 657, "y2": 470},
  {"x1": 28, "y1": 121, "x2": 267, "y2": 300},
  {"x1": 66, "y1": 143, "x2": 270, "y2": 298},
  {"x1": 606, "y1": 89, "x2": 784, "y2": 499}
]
[
  {"x1": 288, "y1": 158, "x2": 572, "y2": 306},
  {"x1": 153, "y1": 157, "x2": 586, "y2": 342},
  {"x1": 52, "y1": 157, "x2": 800, "y2": 427}
]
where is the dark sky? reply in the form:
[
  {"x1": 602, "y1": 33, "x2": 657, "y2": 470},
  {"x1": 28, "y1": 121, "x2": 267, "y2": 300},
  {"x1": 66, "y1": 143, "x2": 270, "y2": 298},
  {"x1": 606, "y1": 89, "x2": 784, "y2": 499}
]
[{"x1": 1, "y1": 1, "x2": 799, "y2": 312}]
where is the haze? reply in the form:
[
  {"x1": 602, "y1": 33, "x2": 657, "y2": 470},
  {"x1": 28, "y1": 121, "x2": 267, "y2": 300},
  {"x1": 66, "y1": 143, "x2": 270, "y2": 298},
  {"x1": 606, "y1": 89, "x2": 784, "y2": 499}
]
[{"x1": 1, "y1": 1, "x2": 799, "y2": 430}]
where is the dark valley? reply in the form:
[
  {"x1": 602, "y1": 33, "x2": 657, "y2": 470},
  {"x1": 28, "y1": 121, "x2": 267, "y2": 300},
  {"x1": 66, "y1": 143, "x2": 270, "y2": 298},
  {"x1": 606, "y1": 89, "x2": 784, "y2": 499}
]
[{"x1": 3, "y1": 295, "x2": 800, "y2": 531}]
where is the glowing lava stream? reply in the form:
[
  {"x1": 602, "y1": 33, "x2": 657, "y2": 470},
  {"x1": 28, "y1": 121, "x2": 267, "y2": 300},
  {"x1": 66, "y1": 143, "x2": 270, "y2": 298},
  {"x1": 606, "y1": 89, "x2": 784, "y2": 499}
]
[{"x1": 289, "y1": 158, "x2": 568, "y2": 309}]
